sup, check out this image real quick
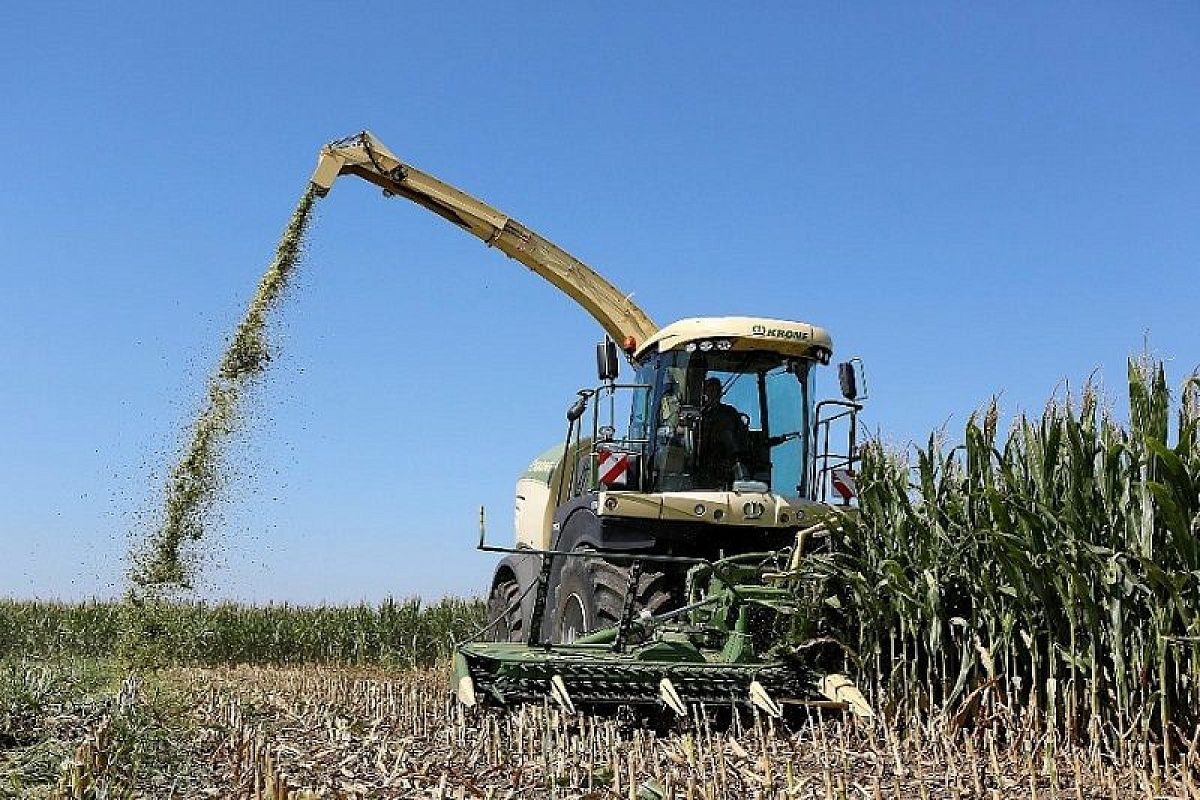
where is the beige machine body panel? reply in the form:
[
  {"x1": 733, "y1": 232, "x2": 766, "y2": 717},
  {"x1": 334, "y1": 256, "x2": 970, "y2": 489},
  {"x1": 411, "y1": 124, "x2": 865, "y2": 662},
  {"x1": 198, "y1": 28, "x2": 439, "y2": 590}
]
[
  {"x1": 514, "y1": 478, "x2": 555, "y2": 550},
  {"x1": 596, "y1": 490, "x2": 828, "y2": 528},
  {"x1": 635, "y1": 316, "x2": 833, "y2": 362},
  {"x1": 516, "y1": 486, "x2": 830, "y2": 551},
  {"x1": 513, "y1": 440, "x2": 592, "y2": 550}
]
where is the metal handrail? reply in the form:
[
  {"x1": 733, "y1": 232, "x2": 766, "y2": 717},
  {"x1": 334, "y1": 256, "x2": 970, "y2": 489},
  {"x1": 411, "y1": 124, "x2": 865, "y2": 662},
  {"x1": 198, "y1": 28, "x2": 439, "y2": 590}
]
[{"x1": 813, "y1": 399, "x2": 862, "y2": 504}]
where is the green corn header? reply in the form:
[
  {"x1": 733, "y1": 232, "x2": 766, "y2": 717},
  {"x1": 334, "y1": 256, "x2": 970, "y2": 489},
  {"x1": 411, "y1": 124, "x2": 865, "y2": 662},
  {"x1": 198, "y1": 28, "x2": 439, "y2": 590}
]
[{"x1": 452, "y1": 542, "x2": 873, "y2": 720}]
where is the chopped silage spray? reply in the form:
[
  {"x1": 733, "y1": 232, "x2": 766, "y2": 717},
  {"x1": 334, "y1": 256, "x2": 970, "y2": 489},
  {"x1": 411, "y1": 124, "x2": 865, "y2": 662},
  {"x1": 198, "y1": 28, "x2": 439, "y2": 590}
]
[{"x1": 129, "y1": 186, "x2": 319, "y2": 595}]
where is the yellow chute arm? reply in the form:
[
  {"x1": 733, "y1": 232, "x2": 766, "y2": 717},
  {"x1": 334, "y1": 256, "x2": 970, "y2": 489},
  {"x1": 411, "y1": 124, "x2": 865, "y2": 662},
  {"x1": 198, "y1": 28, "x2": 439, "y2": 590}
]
[{"x1": 310, "y1": 131, "x2": 658, "y2": 351}]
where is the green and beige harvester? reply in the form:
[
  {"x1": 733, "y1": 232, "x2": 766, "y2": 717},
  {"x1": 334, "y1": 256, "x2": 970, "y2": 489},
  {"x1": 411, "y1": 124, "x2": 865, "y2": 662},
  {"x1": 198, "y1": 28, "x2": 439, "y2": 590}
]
[{"x1": 311, "y1": 133, "x2": 872, "y2": 719}]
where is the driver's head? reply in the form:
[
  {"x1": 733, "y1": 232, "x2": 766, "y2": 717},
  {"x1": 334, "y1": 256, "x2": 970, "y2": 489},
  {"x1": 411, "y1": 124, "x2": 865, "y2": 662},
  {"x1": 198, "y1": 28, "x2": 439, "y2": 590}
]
[{"x1": 702, "y1": 377, "x2": 722, "y2": 406}]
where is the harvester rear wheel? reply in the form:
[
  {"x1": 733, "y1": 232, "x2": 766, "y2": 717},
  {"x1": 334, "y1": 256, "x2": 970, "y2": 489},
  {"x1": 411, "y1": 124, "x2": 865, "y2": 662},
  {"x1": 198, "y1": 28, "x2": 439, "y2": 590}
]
[
  {"x1": 551, "y1": 551, "x2": 678, "y2": 643},
  {"x1": 484, "y1": 573, "x2": 524, "y2": 643}
]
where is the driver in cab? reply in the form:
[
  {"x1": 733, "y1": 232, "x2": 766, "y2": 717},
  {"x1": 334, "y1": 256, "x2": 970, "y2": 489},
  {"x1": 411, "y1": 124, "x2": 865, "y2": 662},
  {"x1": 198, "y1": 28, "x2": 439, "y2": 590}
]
[{"x1": 697, "y1": 377, "x2": 745, "y2": 488}]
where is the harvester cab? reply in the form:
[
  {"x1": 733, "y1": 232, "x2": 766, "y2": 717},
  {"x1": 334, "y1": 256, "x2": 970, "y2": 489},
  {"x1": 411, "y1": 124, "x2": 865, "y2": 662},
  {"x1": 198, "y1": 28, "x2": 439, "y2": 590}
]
[
  {"x1": 311, "y1": 132, "x2": 871, "y2": 715},
  {"x1": 494, "y1": 317, "x2": 867, "y2": 648}
]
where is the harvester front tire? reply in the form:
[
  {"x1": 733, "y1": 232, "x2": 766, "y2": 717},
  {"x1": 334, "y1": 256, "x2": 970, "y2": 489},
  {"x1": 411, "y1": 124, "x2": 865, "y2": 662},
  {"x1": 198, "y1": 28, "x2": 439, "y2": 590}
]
[
  {"x1": 551, "y1": 553, "x2": 678, "y2": 644},
  {"x1": 484, "y1": 573, "x2": 524, "y2": 643}
]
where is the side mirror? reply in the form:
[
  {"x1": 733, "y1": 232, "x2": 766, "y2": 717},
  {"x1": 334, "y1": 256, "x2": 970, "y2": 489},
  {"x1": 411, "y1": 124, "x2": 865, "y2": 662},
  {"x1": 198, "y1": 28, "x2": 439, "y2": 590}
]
[
  {"x1": 838, "y1": 362, "x2": 858, "y2": 401},
  {"x1": 567, "y1": 392, "x2": 590, "y2": 422},
  {"x1": 596, "y1": 339, "x2": 620, "y2": 381}
]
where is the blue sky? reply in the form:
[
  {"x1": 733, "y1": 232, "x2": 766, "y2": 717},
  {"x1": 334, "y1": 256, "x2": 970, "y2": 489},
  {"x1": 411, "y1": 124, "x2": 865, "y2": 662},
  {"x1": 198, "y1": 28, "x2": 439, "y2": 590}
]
[{"x1": 1, "y1": 3, "x2": 1197, "y2": 603}]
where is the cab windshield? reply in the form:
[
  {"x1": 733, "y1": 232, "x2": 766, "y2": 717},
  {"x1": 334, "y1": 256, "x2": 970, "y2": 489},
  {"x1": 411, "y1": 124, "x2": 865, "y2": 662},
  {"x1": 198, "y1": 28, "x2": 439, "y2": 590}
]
[{"x1": 632, "y1": 349, "x2": 814, "y2": 497}]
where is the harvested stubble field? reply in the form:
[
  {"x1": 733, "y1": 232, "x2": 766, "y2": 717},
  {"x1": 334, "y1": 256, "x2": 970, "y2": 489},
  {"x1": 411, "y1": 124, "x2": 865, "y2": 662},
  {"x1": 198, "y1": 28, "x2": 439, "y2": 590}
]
[{"x1": 3, "y1": 659, "x2": 1197, "y2": 799}]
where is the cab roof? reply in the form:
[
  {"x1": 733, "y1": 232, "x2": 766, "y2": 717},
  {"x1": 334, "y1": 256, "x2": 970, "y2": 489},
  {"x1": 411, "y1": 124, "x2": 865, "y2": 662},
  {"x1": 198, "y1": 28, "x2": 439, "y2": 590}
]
[{"x1": 633, "y1": 316, "x2": 833, "y2": 363}]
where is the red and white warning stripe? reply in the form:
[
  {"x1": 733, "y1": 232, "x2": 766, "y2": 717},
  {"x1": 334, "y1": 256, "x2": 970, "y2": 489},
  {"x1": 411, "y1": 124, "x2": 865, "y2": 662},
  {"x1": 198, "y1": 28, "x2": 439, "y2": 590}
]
[
  {"x1": 598, "y1": 449, "x2": 630, "y2": 486},
  {"x1": 831, "y1": 468, "x2": 857, "y2": 501}
]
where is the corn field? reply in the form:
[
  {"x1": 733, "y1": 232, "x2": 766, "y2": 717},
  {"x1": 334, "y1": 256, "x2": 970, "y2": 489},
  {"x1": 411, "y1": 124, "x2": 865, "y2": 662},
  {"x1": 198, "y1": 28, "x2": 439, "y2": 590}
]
[
  {"x1": 0, "y1": 596, "x2": 484, "y2": 667},
  {"x1": 810, "y1": 358, "x2": 1199, "y2": 751}
]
